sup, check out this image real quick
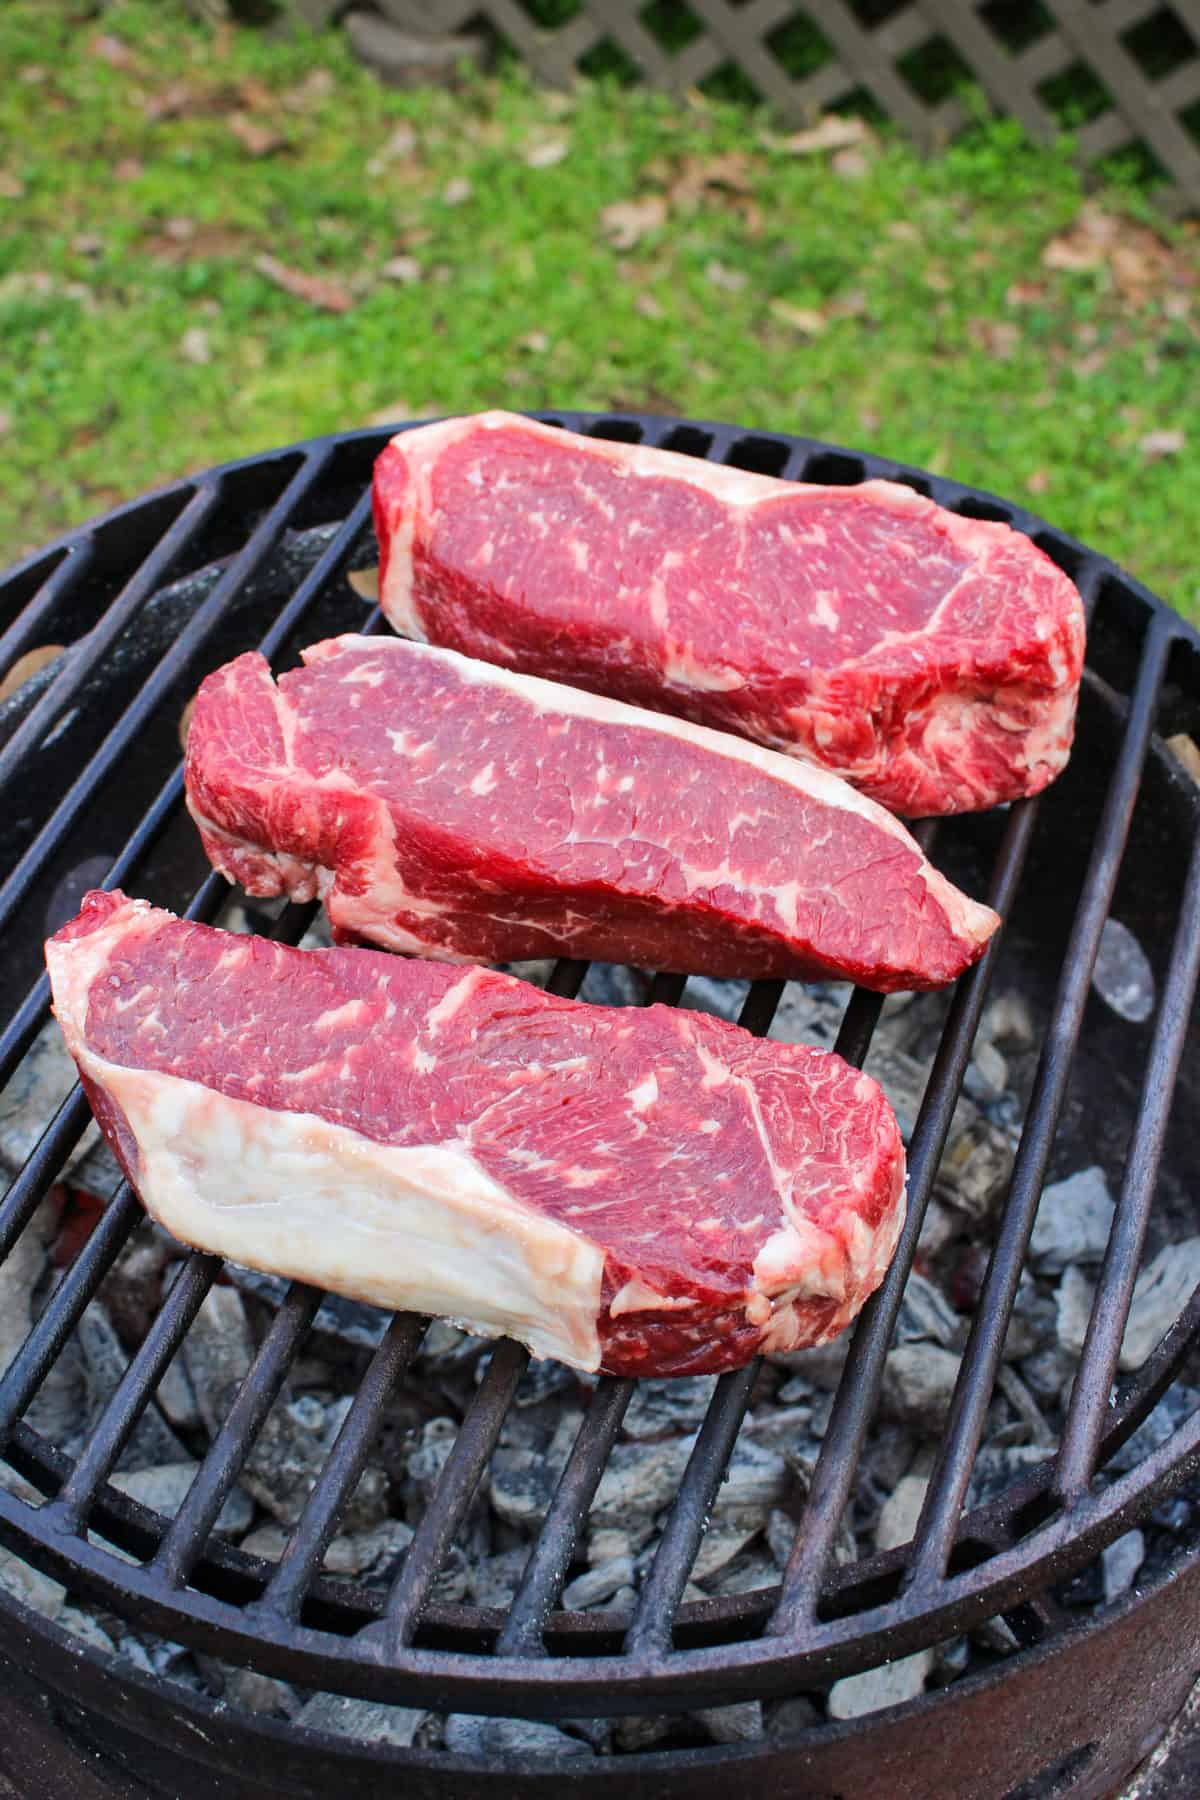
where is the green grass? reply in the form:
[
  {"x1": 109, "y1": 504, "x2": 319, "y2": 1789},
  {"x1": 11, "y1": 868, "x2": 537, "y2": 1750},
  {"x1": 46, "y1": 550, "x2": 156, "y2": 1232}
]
[{"x1": 2, "y1": 1, "x2": 1198, "y2": 618}]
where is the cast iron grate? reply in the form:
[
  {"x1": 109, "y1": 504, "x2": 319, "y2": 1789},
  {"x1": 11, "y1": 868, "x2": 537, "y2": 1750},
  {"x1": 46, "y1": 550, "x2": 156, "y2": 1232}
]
[{"x1": 0, "y1": 413, "x2": 1198, "y2": 1720}]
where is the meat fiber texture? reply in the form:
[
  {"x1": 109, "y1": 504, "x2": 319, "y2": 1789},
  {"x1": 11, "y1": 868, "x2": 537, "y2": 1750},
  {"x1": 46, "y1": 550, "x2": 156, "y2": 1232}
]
[
  {"x1": 185, "y1": 635, "x2": 998, "y2": 993},
  {"x1": 46, "y1": 892, "x2": 906, "y2": 1378},
  {"x1": 372, "y1": 411, "x2": 1086, "y2": 817}
]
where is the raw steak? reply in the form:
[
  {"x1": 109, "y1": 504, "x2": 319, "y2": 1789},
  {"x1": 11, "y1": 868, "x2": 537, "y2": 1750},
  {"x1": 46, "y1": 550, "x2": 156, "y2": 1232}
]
[
  {"x1": 372, "y1": 411, "x2": 1086, "y2": 816},
  {"x1": 184, "y1": 635, "x2": 998, "y2": 992},
  {"x1": 47, "y1": 891, "x2": 906, "y2": 1377}
]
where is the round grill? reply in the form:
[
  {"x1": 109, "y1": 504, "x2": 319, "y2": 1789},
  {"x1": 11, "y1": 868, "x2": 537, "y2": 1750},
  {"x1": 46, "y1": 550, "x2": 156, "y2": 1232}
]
[{"x1": 0, "y1": 414, "x2": 1198, "y2": 1733}]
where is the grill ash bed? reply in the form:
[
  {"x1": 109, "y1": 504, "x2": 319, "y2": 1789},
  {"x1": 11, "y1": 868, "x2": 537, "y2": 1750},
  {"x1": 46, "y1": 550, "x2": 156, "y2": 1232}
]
[{"x1": 0, "y1": 413, "x2": 1199, "y2": 1799}]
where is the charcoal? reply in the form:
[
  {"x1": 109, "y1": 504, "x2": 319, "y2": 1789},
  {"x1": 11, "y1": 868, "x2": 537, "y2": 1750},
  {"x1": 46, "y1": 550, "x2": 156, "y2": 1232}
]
[
  {"x1": 980, "y1": 991, "x2": 1035, "y2": 1051},
  {"x1": 613, "y1": 1714, "x2": 675, "y2": 1752},
  {"x1": 297, "y1": 1692, "x2": 426, "y2": 1747},
  {"x1": 465, "y1": 1547, "x2": 529, "y2": 1609},
  {"x1": 827, "y1": 1650, "x2": 933, "y2": 1718},
  {"x1": 1102, "y1": 1528, "x2": 1145, "y2": 1602},
  {"x1": 1002, "y1": 1278, "x2": 1057, "y2": 1362},
  {"x1": 621, "y1": 1375, "x2": 718, "y2": 1440},
  {"x1": 766, "y1": 1696, "x2": 822, "y2": 1737},
  {"x1": 932, "y1": 1638, "x2": 970, "y2": 1683},
  {"x1": 181, "y1": 1285, "x2": 256, "y2": 1438},
  {"x1": 769, "y1": 1337, "x2": 850, "y2": 1390},
  {"x1": 578, "y1": 963, "x2": 651, "y2": 1008},
  {"x1": 242, "y1": 1517, "x2": 415, "y2": 1579},
  {"x1": 111, "y1": 1463, "x2": 253, "y2": 1539},
  {"x1": 684, "y1": 1519, "x2": 761, "y2": 1583},
  {"x1": 1020, "y1": 1345, "x2": 1077, "y2": 1407},
  {"x1": 1092, "y1": 917, "x2": 1155, "y2": 1023},
  {"x1": 0, "y1": 1021, "x2": 117, "y2": 1190},
  {"x1": 996, "y1": 1366, "x2": 1054, "y2": 1445},
  {"x1": 57, "y1": 1605, "x2": 117, "y2": 1654},
  {"x1": 875, "y1": 1458, "x2": 934, "y2": 1553},
  {"x1": 197, "y1": 1658, "x2": 298, "y2": 1718},
  {"x1": 510, "y1": 1359, "x2": 579, "y2": 1409},
  {"x1": 678, "y1": 975, "x2": 751, "y2": 1022},
  {"x1": 740, "y1": 1404, "x2": 818, "y2": 1457},
  {"x1": 243, "y1": 1394, "x2": 388, "y2": 1529},
  {"x1": 768, "y1": 982, "x2": 852, "y2": 1053},
  {"x1": 1055, "y1": 1265, "x2": 1095, "y2": 1358},
  {"x1": 76, "y1": 1304, "x2": 188, "y2": 1472},
  {"x1": 443, "y1": 1714, "x2": 592, "y2": 1759},
  {"x1": 704, "y1": 1549, "x2": 780, "y2": 1595},
  {"x1": 966, "y1": 1443, "x2": 1049, "y2": 1507},
  {"x1": 23, "y1": 1338, "x2": 86, "y2": 1445},
  {"x1": 917, "y1": 1197, "x2": 960, "y2": 1259},
  {"x1": 489, "y1": 1412, "x2": 582, "y2": 1533},
  {"x1": 587, "y1": 1526, "x2": 635, "y2": 1566},
  {"x1": 100, "y1": 1229, "x2": 176, "y2": 1347},
  {"x1": 0, "y1": 1548, "x2": 65, "y2": 1619},
  {"x1": 935, "y1": 1119, "x2": 1014, "y2": 1224},
  {"x1": 964, "y1": 1041, "x2": 1008, "y2": 1103},
  {"x1": 1120, "y1": 1239, "x2": 1200, "y2": 1370},
  {"x1": 880, "y1": 1343, "x2": 961, "y2": 1434},
  {"x1": 895, "y1": 1272, "x2": 964, "y2": 1348},
  {"x1": 1030, "y1": 1168, "x2": 1116, "y2": 1272},
  {"x1": 692, "y1": 1701, "x2": 764, "y2": 1743},
  {"x1": 1107, "y1": 1386, "x2": 1200, "y2": 1473},
  {"x1": 562, "y1": 1556, "x2": 635, "y2": 1610},
  {"x1": 154, "y1": 1354, "x2": 200, "y2": 1433},
  {"x1": 0, "y1": 1201, "x2": 54, "y2": 1380}
]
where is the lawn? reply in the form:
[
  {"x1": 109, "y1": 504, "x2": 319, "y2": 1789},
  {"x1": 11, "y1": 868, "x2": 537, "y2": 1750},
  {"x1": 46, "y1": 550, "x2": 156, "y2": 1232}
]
[{"x1": 2, "y1": 1, "x2": 1198, "y2": 618}]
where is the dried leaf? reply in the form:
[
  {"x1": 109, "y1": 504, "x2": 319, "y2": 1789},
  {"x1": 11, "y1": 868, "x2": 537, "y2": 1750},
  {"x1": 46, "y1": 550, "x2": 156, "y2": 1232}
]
[
  {"x1": 253, "y1": 254, "x2": 354, "y2": 314},
  {"x1": 1041, "y1": 203, "x2": 1172, "y2": 301},
  {"x1": 518, "y1": 330, "x2": 550, "y2": 353},
  {"x1": 525, "y1": 138, "x2": 569, "y2": 169},
  {"x1": 238, "y1": 77, "x2": 275, "y2": 114},
  {"x1": 968, "y1": 318, "x2": 1020, "y2": 359},
  {"x1": 380, "y1": 255, "x2": 422, "y2": 285},
  {"x1": 0, "y1": 410, "x2": 10, "y2": 438},
  {"x1": 635, "y1": 292, "x2": 665, "y2": 320},
  {"x1": 705, "y1": 259, "x2": 747, "y2": 293},
  {"x1": 89, "y1": 33, "x2": 140, "y2": 72},
  {"x1": 1006, "y1": 282, "x2": 1046, "y2": 307},
  {"x1": 1026, "y1": 470, "x2": 1051, "y2": 495},
  {"x1": 600, "y1": 196, "x2": 668, "y2": 251},
  {"x1": 1138, "y1": 428, "x2": 1186, "y2": 459},
  {"x1": 768, "y1": 299, "x2": 826, "y2": 335},
  {"x1": 0, "y1": 646, "x2": 65, "y2": 706},
  {"x1": 114, "y1": 157, "x2": 143, "y2": 183},
  {"x1": 282, "y1": 69, "x2": 336, "y2": 112},
  {"x1": 347, "y1": 567, "x2": 380, "y2": 601},
  {"x1": 772, "y1": 115, "x2": 868, "y2": 156},
  {"x1": 886, "y1": 221, "x2": 921, "y2": 243},
  {"x1": 0, "y1": 171, "x2": 25, "y2": 200},
  {"x1": 180, "y1": 327, "x2": 212, "y2": 365},
  {"x1": 442, "y1": 177, "x2": 472, "y2": 207},
  {"x1": 1167, "y1": 733, "x2": 1200, "y2": 786},
  {"x1": 229, "y1": 113, "x2": 286, "y2": 158},
  {"x1": 832, "y1": 148, "x2": 869, "y2": 179},
  {"x1": 366, "y1": 123, "x2": 418, "y2": 175}
]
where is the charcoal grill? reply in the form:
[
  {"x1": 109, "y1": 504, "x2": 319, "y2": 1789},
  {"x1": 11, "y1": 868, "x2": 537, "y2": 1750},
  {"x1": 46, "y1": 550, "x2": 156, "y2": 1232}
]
[{"x1": 1, "y1": 412, "x2": 1199, "y2": 1800}]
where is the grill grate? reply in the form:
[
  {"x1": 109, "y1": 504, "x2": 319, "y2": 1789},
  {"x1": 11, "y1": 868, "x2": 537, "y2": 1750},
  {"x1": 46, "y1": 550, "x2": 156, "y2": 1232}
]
[{"x1": 0, "y1": 414, "x2": 1198, "y2": 1721}]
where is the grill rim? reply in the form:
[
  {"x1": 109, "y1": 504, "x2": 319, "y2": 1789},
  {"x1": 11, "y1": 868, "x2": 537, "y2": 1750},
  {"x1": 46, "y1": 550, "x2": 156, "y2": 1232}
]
[{"x1": 0, "y1": 411, "x2": 1197, "y2": 1718}]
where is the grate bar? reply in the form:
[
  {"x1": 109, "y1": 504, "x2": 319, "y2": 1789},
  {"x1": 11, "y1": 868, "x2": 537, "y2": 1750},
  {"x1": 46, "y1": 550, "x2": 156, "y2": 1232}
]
[
  {"x1": 382, "y1": 1337, "x2": 529, "y2": 1654},
  {"x1": 0, "y1": 1186, "x2": 142, "y2": 1446},
  {"x1": 621, "y1": 966, "x2": 802, "y2": 1652},
  {"x1": 1055, "y1": 822, "x2": 1200, "y2": 1499},
  {"x1": 255, "y1": 1312, "x2": 427, "y2": 1625},
  {"x1": 624, "y1": 1361, "x2": 761, "y2": 1658},
  {"x1": 257, "y1": 489, "x2": 374, "y2": 666},
  {"x1": 50, "y1": 1253, "x2": 220, "y2": 1534},
  {"x1": 0, "y1": 484, "x2": 218, "y2": 799},
  {"x1": 905, "y1": 618, "x2": 1175, "y2": 1587},
  {"x1": 496, "y1": 1376, "x2": 635, "y2": 1657},
  {"x1": 545, "y1": 958, "x2": 589, "y2": 1000},
  {"x1": 154, "y1": 1283, "x2": 324, "y2": 1589},
  {"x1": 0, "y1": 541, "x2": 94, "y2": 690},
  {"x1": 769, "y1": 797, "x2": 1039, "y2": 1633},
  {"x1": 650, "y1": 971, "x2": 688, "y2": 1006},
  {"x1": 0, "y1": 1087, "x2": 94, "y2": 1264},
  {"x1": 0, "y1": 454, "x2": 327, "y2": 941}
]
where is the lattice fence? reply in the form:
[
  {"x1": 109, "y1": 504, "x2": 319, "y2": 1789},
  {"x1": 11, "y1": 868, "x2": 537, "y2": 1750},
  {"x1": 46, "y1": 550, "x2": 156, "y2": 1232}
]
[{"x1": 327, "y1": 0, "x2": 1200, "y2": 210}]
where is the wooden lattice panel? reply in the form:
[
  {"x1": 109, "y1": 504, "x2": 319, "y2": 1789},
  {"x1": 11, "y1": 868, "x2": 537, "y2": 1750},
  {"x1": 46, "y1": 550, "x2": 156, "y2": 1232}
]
[{"x1": 360, "y1": 0, "x2": 1200, "y2": 209}]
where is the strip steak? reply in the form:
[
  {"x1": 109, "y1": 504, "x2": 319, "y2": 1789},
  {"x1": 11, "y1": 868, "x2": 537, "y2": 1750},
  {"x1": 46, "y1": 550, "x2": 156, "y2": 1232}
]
[
  {"x1": 185, "y1": 635, "x2": 998, "y2": 992},
  {"x1": 373, "y1": 411, "x2": 1085, "y2": 816},
  {"x1": 47, "y1": 891, "x2": 906, "y2": 1377}
]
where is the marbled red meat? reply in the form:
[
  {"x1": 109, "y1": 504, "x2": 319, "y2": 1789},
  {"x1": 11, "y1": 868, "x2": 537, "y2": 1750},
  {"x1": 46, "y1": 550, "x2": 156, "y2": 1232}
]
[
  {"x1": 373, "y1": 411, "x2": 1085, "y2": 816},
  {"x1": 184, "y1": 635, "x2": 997, "y2": 992},
  {"x1": 46, "y1": 892, "x2": 906, "y2": 1377}
]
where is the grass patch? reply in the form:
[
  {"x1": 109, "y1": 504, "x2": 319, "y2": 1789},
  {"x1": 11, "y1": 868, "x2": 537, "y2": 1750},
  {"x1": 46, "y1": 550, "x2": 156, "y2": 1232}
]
[{"x1": 1, "y1": 1, "x2": 1198, "y2": 620}]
